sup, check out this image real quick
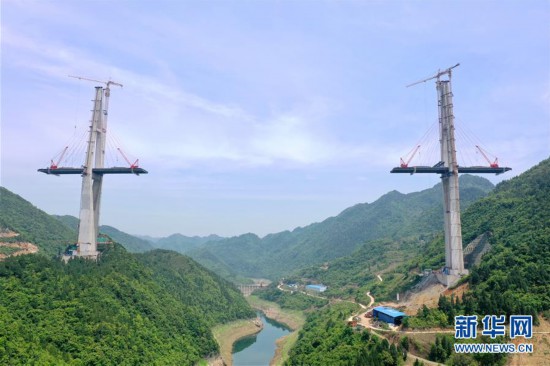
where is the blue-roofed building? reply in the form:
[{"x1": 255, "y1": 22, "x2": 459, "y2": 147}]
[
  {"x1": 372, "y1": 306, "x2": 407, "y2": 325},
  {"x1": 305, "y1": 284, "x2": 327, "y2": 292}
]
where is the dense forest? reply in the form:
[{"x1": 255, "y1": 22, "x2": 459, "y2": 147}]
[
  {"x1": 462, "y1": 158, "x2": 550, "y2": 318},
  {"x1": 0, "y1": 244, "x2": 254, "y2": 365},
  {"x1": 286, "y1": 302, "x2": 407, "y2": 365},
  {"x1": 408, "y1": 158, "x2": 550, "y2": 321},
  {"x1": 255, "y1": 285, "x2": 328, "y2": 311},
  {"x1": 135, "y1": 249, "x2": 254, "y2": 325},
  {"x1": 294, "y1": 234, "x2": 437, "y2": 303}
]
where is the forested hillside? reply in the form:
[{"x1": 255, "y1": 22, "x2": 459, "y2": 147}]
[
  {"x1": 295, "y1": 235, "x2": 434, "y2": 302},
  {"x1": 0, "y1": 244, "x2": 254, "y2": 365},
  {"x1": 463, "y1": 157, "x2": 550, "y2": 317},
  {"x1": 286, "y1": 158, "x2": 550, "y2": 364},
  {"x1": 0, "y1": 187, "x2": 76, "y2": 256},
  {"x1": 298, "y1": 159, "x2": 550, "y2": 308},
  {"x1": 189, "y1": 175, "x2": 493, "y2": 280},
  {"x1": 286, "y1": 302, "x2": 407, "y2": 365},
  {"x1": 135, "y1": 249, "x2": 254, "y2": 325},
  {"x1": 55, "y1": 215, "x2": 153, "y2": 253}
]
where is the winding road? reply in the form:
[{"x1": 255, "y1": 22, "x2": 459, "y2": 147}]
[{"x1": 277, "y1": 284, "x2": 444, "y2": 365}]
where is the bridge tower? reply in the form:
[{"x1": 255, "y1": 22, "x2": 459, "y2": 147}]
[
  {"x1": 391, "y1": 64, "x2": 511, "y2": 286},
  {"x1": 39, "y1": 78, "x2": 147, "y2": 260},
  {"x1": 436, "y1": 67, "x2": 466, "y2": 282}
]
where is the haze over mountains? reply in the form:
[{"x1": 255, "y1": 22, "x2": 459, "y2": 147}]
[
  {"x1": 185, "y1": 174, "x2": 494, "y2": 279},
  {"x1": 47, "y1": 175, "x2": 493, "y2": 281},
  {"x1": 0, "y1": 171, "x2": 518, "y2": 286},
  {"x1": 36, "y1": 174, "x2": 495, "y2": 281}
]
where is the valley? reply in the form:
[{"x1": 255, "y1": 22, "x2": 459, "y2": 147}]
[{"x1": 1, "y1": 158, "x2": 549, "y2": 365}]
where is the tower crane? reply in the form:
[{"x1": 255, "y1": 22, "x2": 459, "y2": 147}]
[{"x1": 68, "y1": 75, "x2": 123, "y2": 90}]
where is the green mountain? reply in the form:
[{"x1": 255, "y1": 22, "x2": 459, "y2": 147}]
[
  {"x1": 188, "y1": 175, "x2": 494, "y2": 280},
  {"x1": 100, "y1": 226, "x2": 154, "y2": 252},
  {"x1": 463, "y1": 157, "x2": 550, "y2": 317},
  {"x1": 135, "y1": 250, "x2": 254, "y2": 325},
  {"x1": 285, "y1": 160, "x2": 550, "y2": 365},
  {"x1": 0, "y1": 187, "x2": 254, "y2": 364},
  {"x1": 298, "y1": 158, "x2": 550, "y2": 313},
  {"x1": 55, "y1": 215, "x2": 154, "y2": 253},
  {"x1": 153, "y1": 233, "x2": 225, "y2": 253},
  {"x1": 52, "y1": 215, "x2": 224, "y2": 255},
  {"x1": 0, "y1": 245, "x2": 254, "y2": 365},
  {"x1": 0, "y1": 187, "x2": 76, "y2": 256}
]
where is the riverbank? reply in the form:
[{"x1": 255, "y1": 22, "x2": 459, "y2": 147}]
[
  {"x1": 247, "y1": 295, "x2": 306, "y2": 365},
  {"x1": 247, "y1": 295, "x2": 305, "y2": 330},
  {"x1": 211, "y1": 318, "x2": 263, "y2": 366}
]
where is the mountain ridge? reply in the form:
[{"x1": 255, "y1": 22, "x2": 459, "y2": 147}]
[
  {"x1": 187, "y1": 174, "x2": 494, "y2": 280},
  {"x1": 54, "y1": 215, "x2": 154, "y2": 253}
]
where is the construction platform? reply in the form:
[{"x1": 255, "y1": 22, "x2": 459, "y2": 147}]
[
  {"x1": 38, "y1": 167, "x2": 148, "y2": 175},
  {"x1": 391, "y1": 166, "x2": 511, "y2": 175}
]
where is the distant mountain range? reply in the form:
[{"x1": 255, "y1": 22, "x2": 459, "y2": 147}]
[
  {"x1": 1, "y1": 173, "x2": 495, "y2": 283},
  {"x1": 147, "y1": 233, "x2": 225, "y2": 252},
  {"x1": 47, "y1": 174, "x2": 494, "y2": 281},
  {"x1": 52, "y1": 215, "x2": 227, "y2": 254},
  {"x1": 54, "y1": 215, "x2": 155, "y2": 253},
  {"x1": 186, "y1": 174, "x2": 494, "y2": 280}
]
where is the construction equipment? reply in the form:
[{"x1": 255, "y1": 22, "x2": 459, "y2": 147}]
[
  {"x1": 117, "y1": 148, "x2": 139, "y2": 168},
  {"x1": 400, "y1": 145, "x2": 421, "y2": 168},
  {"x1": 50, "y1": 146, "x2": 68, "y2": 169},
  {"x1": 476, "y1": 145, "x2": 499, "y2": 168}
]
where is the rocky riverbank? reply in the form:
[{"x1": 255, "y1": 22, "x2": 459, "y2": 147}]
[{"x1": 211, "y1": 318, "x2": 263, "y2": 366}]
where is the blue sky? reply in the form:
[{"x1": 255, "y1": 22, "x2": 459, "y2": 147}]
[{"x1": 1, "y1": 0, "x2": 549, "y2": 237}]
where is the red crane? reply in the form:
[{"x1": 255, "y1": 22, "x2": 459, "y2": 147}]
[
  {"x1": 400, "y1": 145, "x2": 421, "y2": 168},
  {"x1": 476, "y1": 145, "x2": 499, "y2": 168},
  {"x1": 117, "y1": 148, "x2": 139, "y2": 168},
  {"x1": 50, "y1": 146, "x2": 69, "y2": 169}
]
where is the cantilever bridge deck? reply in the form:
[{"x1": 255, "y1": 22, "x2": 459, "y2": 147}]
[
  {"x1": 391, "y1": 166, "x2": 511, "y2": 175},
  {"x1": 38, "y1": 167, "x2": 148, "y2": 175}
]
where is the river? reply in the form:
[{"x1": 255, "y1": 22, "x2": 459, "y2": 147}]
[{"x1": 232, "y1": 312, "x2": 291, "y2": 366}]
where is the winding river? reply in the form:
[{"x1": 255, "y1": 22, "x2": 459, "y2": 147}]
[{"x1": 232, "y1": 312, "x2": 291, "y2": 366}]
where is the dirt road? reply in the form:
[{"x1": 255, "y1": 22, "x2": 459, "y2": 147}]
[{"x1": 0, "y1": 242, "x2": 39, "y2": 260}]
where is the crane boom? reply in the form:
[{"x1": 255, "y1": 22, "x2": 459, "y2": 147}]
[
  {"x1": 476, "y1": 145, "x2": 499, "y2": 168},
  {"x1": 117, "y1": 148, "x2": 139, "y2": 168},
  {"x1": 400, "y1": 145, "x2": 421, "y2": 168},
  {"x1": 68, "y1": 75, "x2": 123, "y2": 88},
  {"x1": 50, "y1": 146, "x2": 69, "y2": 169},
  {"x1": 406, "y1": 63, "x2": 460, "y2": 88}
]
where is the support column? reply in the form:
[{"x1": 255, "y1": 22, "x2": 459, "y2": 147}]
[
  {"x1": 92, "y1": 87, "x2": 108, "y2": 237},
  {"x1": 437, "y1": 80, "x2": 467, "y2": 284},
  {"x1": 77, "y1": 87, "x2": 103, "y2": 258}
]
